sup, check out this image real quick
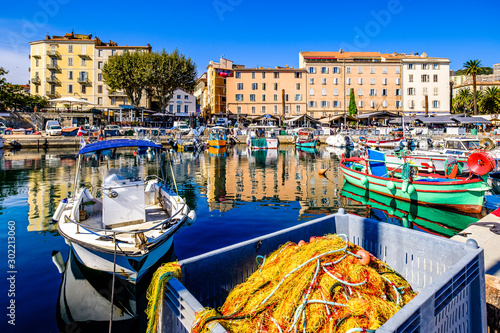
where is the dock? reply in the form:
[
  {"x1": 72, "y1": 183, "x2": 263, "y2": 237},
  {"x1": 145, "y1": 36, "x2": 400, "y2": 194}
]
[{"x1": 452, "y1": 209, "x2": 500, "y2": 331}]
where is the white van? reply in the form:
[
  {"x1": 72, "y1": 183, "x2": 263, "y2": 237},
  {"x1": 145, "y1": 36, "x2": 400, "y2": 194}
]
[
  {"x1": 215, "y1": 118, "x2": 229, "y2": 127},
  {"x1": 45, "y1": 120, "x2": 62, "y2": 136}
]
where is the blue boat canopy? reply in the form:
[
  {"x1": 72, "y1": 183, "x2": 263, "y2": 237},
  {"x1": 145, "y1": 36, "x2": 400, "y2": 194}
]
[{"x1": 78, "y1": 139, "x2": 162, "y2": 155}]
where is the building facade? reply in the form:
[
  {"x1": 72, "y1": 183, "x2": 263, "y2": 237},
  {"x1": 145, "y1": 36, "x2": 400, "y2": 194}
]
[
  {"x1": 206, "y1": 57, "x2": 235, "y2": 117},
  {"x1": 226, "y1": 67, "x2": 307, "y2": 117},
  {"x1": 29, "y1": 33, "x2": 151, "y2": 110},
  {"x1": 194, "y1": 73, "x2": 208, "y2": 117},
  {"x1": 166, "y1": 89, "x2": 197, "y2": 117}
]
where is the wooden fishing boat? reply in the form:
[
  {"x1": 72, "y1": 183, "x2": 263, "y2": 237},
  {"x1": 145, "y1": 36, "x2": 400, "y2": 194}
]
[
  {"x1": 294, "y1": 128, "x2": 319, "y2": 148},
  {"x1": 340, "y1": 149, "x2": 490, "y2": 214},
  {"x1": 55, "y1": 139, "x2": 196, "y2": 284},
  {"x1": 246, "y1": 125, "x2": 279, "y2": 150},
  {"x1": 207, "y1": 126, "x2": 227, "y2": 148},
  {"x1": 359, "y1": 136, "x2": 403, "y2": 149}
]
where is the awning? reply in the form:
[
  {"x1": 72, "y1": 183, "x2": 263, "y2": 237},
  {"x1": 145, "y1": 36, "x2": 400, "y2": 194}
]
[
  {"x1": 415, "y1": 115, "x2": 455, "y2": 124},
  {"x1": 356, "y1": 111, "x2": 401, "y2": 119},
  {"x1": 452, "y1": 116, "x2": 491, "y2": 124},
  {"x1": 283, "y1": 114, "x2": 321, "y2": 124}
]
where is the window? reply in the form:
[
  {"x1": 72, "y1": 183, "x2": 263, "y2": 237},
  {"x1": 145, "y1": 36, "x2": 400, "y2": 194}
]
[
  {"x1": 68, "y1": 45, "x2": 73, "y2": 53},
  {"x1": 49, "y1": 84, "x2": 55, "y2": 94},
  {"x1": 68, "y1": 57, "x2": 73, "y2": 66},
  {"x1": 346, "y1": 67, "x2": 351, "y2": 74},
  {"x1": 333, "y1": 101, "x2": 340, "y2": 108},
  {"x1": 81, "y1": 85, "x2": 86, "y2": 94},
  {"x1": 358, "y1": 67, "x2": 363, "y2": 74},
  {"x1": 408, "y1": 64, "x2": 414, "y2": 70},
  {"x1": 409, "y1": 75, "x2": 413, "y2": 82},
  {"x1": 111, "y1": 97, "x2": 116, "y2": 105},
  {"x1": 423, "y1": 87, "x2": 428, "y2": 95},
  {"x1": 296, "y1": 105, "x2": 301, "y2": 114},
  {"x1": 262, "y1": 71, "x2": 266, "y2": 79},
  {"x1": 98, "y1": 97, "x2": 102, "y2": 105},
  {"x1": 333, "y1": 67, "x2": 340, "y2": 74},
  {"x1": 237, "y1": 106, "x2": 242, "y2": 113},
  {"x1": 261, "y1": 106, "x2": 266, "y2": 113},
  {"x1": 395, "y1": 89, "x2": 401, "y2": 96},
  {"x1": 310, "y1": 88, "x2": 314, "y2": 96},
  {"x1": 433, "y1": 87, "x2": 439, "y2": 96},
  {"x1": 68, "y1": 71, "x2": 73, "y2": 80},
  {"x1": 262, "y1": 94, "x2": 266, "y2": 101},
  {"x1": 273, "y1": 72, "x2": 279, "y2": 79},
  {"x1": 285, "y1": 94, "x2": 289, "y2": 101},
  {"x1": 261, "y1": 83, "x2": 266, "y2": 90},
  {"x1": 235, "y1": 72, "x2": 241, "y2": 79},
  {"x1": 309, "y1": 78, "x2": 314, "y2": 85},
  {"x1": 409, "y1": 100, "x2": 415, "y2": 109},
  {"x1": 321, "y1": 89, "x2": 327, "y2": 96},
  {"x1": 346, "y1": 78, "x2": 351, "y2": 85},
  {"x1": 250, "y1": 94, "x2": 256, "y2": 101},
  {"x1": 177, "y1": 105, "x2": 181, "y2": 112},
  {"x1": 184, "y1": 95, "x2": 189, "y2": 100},
  {"x1": 177, "y1": 95, "x2": 181, "y2": 99},
  {"x1": 98, "y1": 61, "x2": 103, "y2": 69},
  {"x1": 273, "y1": 105, "x2": 278, "y2": 114},
  {"x1": 358, "y1": 100, "x2": 363, "y2": 107},
  {"x1": 423, "y1": 64, "x2": 428, "y2": 70},
  {"x1": 433, "y1": 64, "x2": 439, "y2": 70},
  {"x1": 98, "y1": 49, "x2": 102, "y2": 57},
  {"x1": 346, "y1": 88, "x2": 352, "y2": 96},
  {"x1": 382, "y1": 89, "x2": 387, "y2": 96},
  {"x1": 185, "y1": 105, "x2": 189, "y2": 112},
  {"x1": 251, "y1": 106, "x2": 256, "y2": 114},
  {"x1": 235, "y1": 94, "x2": 243, "y2": 101},
  {"x1": 295, "y1": 94, "x2": 302, "y2": 101},
  {"x1": 273, "y1": 83, "x2": 278, "y2": 90},
  {"x1": 251, "y1": 72, "x2": 256, "y2": 79},
  {"x1": 111, "y1": 50, "x2": 116, "y2": 56},
  {"x1": 370, "y1": 101, "x2": 375, "y2": 108},
  {"x1": 237, "y1": 83, "x2": 243, "y2": 90},
  {"x1": 408, "y1": 88, "x2": 415, "y2": 95},
  {"x1": 369, "y1": 89, "x2": 376, "y2": 96},
  {"x1": 321, "y1": 67, "x2": 328, "y2": 74},
  {"x1": 383, "y1": 67, "x2": 387, "y2": 74},
  {"x1": 308, "y1": 67, "x2": 316, "y2": 74},
  {"x1": 383, "y1": 100, "x2": 388, "y2": 107},
  {"x1": 433, "y1": 75, "x2": 438, "y2": 82},
  {"x1": 273, "y1": 94, "x2": 278, "y2": 101},
  {"x1": 333, "y1": 78, "x2": 338, "y2": 85},
  {"x1": 433, "y1": 100, "x2": 439, "y2": 108},
  {"x1": 358, "y1": 78, "x2": 363, "y2": 85},
  {"x1": 396, "y1": 67, "x2": 400, "y2": 74},
  {"x1": 334, "y1": 88, "x2": 339, "y2": 96},
  {"x1": 396, "y1": 101, "x2": 401, "y2": 108},
  {"x1": 81, "y1": 58, "x2": 86, "y2": 66},
  {"x1": 358, "y1": 89, "x2": 363, "y2": 96},
  {"x1": 383, "y1": 78, "x2": 387, "y2": 85},
  {"x1": 81, "y1": 45, "x2": 86, "y2": 55},
  {"x1": 98, "y1": 73, "x2": 102, "y2": 81},
  {"x1": 296, "y1": 83, "x2": 301, "y2": 90},
  {"x1": 98, "y1": 85, "x2": 103, "y2": 93},
  {"x1": 321, "y1": 101, "x2": 329, "y2": 108},
  {"x1": 421, "y1": 75, "x2": 429, "y2": 82},
  {"x1": 169, "y1": 105, "x2": 173, "y2": 113},
  {"x1": 308, "y1": 101, "x2": 316, "y2": 108},
  {"x1": 322, "y1": 78, "x2": 327, "y2": 85},
  {"x1": 370, "y1": 67, "x2": 375, "y2": 74},
  {"x1": 35, "y1": 58, "x2": 39, "y2": 67},
  {"x1": 396, "y1": 78, "x2": 400, "y2": 85},
  {"x1": 68, "y1": 84, "x2": 73, "y2": 93},
  {"x1": 370, "y1": 78, "x2": 375, "y2": 85},
  {"x1": 252, "y1": 83, "x2": 258, "y2": 90},
  {"x1": 285, "y1": 105, "x2": 289, "y2": 113}
]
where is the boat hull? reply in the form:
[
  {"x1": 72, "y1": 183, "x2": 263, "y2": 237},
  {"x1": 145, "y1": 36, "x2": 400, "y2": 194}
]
[
  {"x1": 295, "y1": 139, "x2": 318, "y2": 148},
  {"x1": 248, "y1": 137, "x2": 279, "y2": 150},
  {"x1": 208, "y1": 139, "x2": 226, "y2": 148},
  {"x1": 385, "y1": 153, "x2": 469, "y2": 173},
  {"x1": 340, "y1": 163, "x2": 488, "y2": 214}
]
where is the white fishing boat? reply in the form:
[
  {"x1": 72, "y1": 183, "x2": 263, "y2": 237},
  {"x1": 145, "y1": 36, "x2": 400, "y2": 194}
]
[
  {"x1": 246, "y1": 125, "x2": 279, "y2": 150},
  {"x1": 325, "y1": 131, "x2": 357, "y2": 148},
  {"x1": 55, "y1": 139, "x2": 196, "y2": 284}
]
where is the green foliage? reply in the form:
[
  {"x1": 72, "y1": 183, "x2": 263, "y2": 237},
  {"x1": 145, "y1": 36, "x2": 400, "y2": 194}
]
[
  {"x1": 455, "y1": 67, "x2": 492, "y2": 76},
  {"x1": 463, "y1": 60, "x2": 486, "y2": 115},
  {"x1": 348, "y1": 89, "x2": 357, "y2": 117},
  {"x1": 0, "y1": 67, "x2": 48, "y2": 110},
  {"x1": 452, "y1": 87, "x2": 500, "y2": 114},
  {"x1": 479, "y1": 87, "x2": 500, "y2": 114}
]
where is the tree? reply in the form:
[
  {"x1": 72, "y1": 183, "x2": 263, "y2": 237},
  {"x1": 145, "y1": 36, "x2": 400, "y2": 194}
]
[
  {"x1": 479, "y1": 87, "x2": 500, "y2": 114},
  {"x1": 348, "y1": 88, "x2": 357, "y2": 117},
  {"x1": 147, "y1": 49, "x2": 197, "y2": 113},
  {"x1": 463, "y1": 60, "x2": 485, "y2": 115},
  {"x1": 452, "y1": 88, "x2": 473, "y2": 114},
  {"x1": 102, "y1": 50, "x2": 150, "y2": 106}
]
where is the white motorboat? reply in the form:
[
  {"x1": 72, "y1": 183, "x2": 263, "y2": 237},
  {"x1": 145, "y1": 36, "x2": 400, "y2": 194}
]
[
  {"x1": 55, "y1": 139, "x2": 196, "y2": 284},
  {"x1": 325, "y1": 132, "x2": 357, "y2": 148},
  {"x1": 246, "y1": 125, "x2": 279, "y2": 149}
]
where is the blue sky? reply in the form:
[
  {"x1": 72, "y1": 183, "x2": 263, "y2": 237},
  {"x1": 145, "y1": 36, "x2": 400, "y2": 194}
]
[{"x1": 1, "y1": 0, "x2": 499, "y2": 84}]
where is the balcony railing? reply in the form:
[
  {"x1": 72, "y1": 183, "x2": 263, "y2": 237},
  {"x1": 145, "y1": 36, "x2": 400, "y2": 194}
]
[
  {"x1": 31, "y1": 77, "x2": 40, "y2": 84},
  {"x1": 46, "y1": 91, "x2": 59, "y2": 97},
  {"x1": 47, "y1": 76, "x2": 57, "y2": 83},
  {"x1": 47, "y1": 50, "x2": 59, "y2": 57},
  {"x1": 108, "y1": 90, "x2": 127, "y2": 96},
  {"x1": 32, "y1": 54, "x2": 41, "y2": 58},
  {"x1": 77, "y1": 76, "x2": 88, "y2": 83},
  {"x1": 47, "y1": 63, "x2": 58, "y2": 70}
]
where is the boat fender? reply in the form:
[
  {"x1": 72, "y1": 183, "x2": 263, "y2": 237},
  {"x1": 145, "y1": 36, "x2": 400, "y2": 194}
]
[
  {"x1": 188, "y1": 210, "x2": 197, "y2": 222},
  {"x1": 408, "y1": 213, "x2": 416, "y2": 222},
  {"x1": 386, "y1": 181, "x2": 395, "y2": 191},
  {"x1": 52, "y1": 198, "x2": 68, "y2": 222},
  {"x1": 402, "y1": 217, "x2": 410, "y2": 228},
  {"x1": 51, "y1": 250, "x2": 65, "y2": 274},
  {"x1": 387, "y1": 208, "x2": 395, "y2": 216},
  {"x1": 402, "y1": 180, "x2": 409, "y2": 193},
  {"x1": 360, "y1": 176, "x2": 368, "y2": 186},
  {"x1": 407, "y1": 184, "x2": 416, "y2": 195}
]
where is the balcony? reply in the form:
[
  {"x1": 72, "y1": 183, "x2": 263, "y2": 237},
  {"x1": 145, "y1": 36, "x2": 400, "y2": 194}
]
[
  {"x1": 77, "y1": 76, "x2": 88, "y2": 83},
  {"x1": 47, "y1": 50, "x2": 59, "y2": 57},
  {"x1": 31, "y1": 77, "x2": 40, "y2": 84},
  {"x1": 47, "y1": 63, "x2": 59, "y2": 70},
  {"x1": 78, "y1": 53, "x2": 91, "y2": 59},
  {"x1": 108, "y1": 90, "x2": 127, "y2": 97},
  {"x1": 32, "y1": 54, "x2": 41, "y2": 58},
  {"x1": 46, "y1": 76, "x2": 58, "y2": 83},
  {"x1": 46, "y1": 91, "x2": 59, "y2": 97}
]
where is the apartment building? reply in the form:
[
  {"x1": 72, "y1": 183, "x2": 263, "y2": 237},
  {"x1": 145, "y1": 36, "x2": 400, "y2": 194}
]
[
  {"x1": 401, "y1": 53, "x2": 450, "y2": 114},
  {"x1": 206, "y1": 57, "x2": 235, "y2": 116},
  {"x1": 29, "y1": 33, "x2": 151, "y2": 110},
  {"x1": 299, "y1": 51, "x2": 403, "y2": 117},
  {"x1": 194, "y1": 73, "x2": 208, "y2": 117},
  {"x1": 226, "y1": 67, "x2": 307, "y2": 117},
  {"x1": 166, "y1": 89, "x2": 197, "y2": 116}
]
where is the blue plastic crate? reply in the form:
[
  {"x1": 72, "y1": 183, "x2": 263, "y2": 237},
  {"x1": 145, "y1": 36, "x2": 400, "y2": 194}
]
[{"x1": 160, "y1": 209, "x2": 486, "y2": 333}]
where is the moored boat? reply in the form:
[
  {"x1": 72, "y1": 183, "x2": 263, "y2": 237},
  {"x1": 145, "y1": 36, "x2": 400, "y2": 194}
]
[
  {"x1": 359, "y1": 136, "x2": 402, "y2": 149},
  {"x1": 325, "y1": 131, "x2": 357, "y2": 148},
  {"x1": 246, "y1": 125, "x2": 279, "y2": 150},
  {"x1": 55, "y1": 139, "x2": 196, "y2": 284},
  {"x1": 294, "y1": 128, "x2": 319, "y2": 148},
  {"x1": 207, "y1": 126, "x2": 227, "y2": 148},
  {"x1": 340, "y1": 149, "x2": 490, "y2": 214}
]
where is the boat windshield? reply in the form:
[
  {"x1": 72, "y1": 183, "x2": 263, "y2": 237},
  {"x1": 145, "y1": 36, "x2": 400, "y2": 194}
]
[{"x1": 464, "y1": 141, "x2": 480, "y2": 149}]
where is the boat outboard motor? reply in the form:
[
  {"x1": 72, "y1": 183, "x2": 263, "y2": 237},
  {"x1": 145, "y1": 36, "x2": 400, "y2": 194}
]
[{"x1": 344, "y1": 136, "x2": 351, "y2": 147}]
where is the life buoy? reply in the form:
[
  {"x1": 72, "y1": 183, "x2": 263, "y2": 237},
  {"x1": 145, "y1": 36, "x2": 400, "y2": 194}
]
[
  {"x1": 467, "y1": 151, "x2": 496, "y2": 176},
  {"x1": 447, "y1": 164, "x2": 458, "y2": 179},
  {"x1": 444, "y1": 157, "x2": 462, "y2": 179}
]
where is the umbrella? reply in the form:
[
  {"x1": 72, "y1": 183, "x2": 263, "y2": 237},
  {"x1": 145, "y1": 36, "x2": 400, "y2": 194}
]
[{"x1": 49, "y1": 97, "x2": 96, "y2": 111}]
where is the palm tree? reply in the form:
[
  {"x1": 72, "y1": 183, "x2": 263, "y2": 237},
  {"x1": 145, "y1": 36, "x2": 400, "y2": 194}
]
[
  {"x1": 479, "y1": 87, "x2": 500, "y2": 114},
  {"x1": 463, "y1": 60, "x2": 485, "y2": 115},
  {"x1": 452, "y1": 88, "x2": 473, "y2": 114}
]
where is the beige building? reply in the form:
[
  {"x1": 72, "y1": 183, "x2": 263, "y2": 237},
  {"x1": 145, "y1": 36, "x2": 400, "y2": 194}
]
[
  {"x1": 299, "y1": 51, "x2": 403, "y2": 117},
  {"x1": 453, "y1": 81, "x2": 500, "y2": 96},
  {"x1": 226, "y1": 67, "x2": 307, "y2": 117},
  {"x1": 194, "y1": 73, "x2": 209, "y2": 117},
  {"x1": 207, "y1": 57, "x2": 236, "y2": 117}
]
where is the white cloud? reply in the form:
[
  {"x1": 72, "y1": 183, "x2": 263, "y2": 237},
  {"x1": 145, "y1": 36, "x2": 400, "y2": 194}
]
[{"x1": 0, "y1": 48, "x2": 30, "y2": 85}]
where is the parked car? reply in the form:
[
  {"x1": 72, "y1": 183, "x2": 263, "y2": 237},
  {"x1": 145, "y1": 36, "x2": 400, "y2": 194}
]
[
  {"x1": 45, "y1": 120, "x2": 62, "y2": 136},
  {"x1": 104, "y1": 125, "x2": 121, "y2": 137},
  {"x1": 215, "y1": 118, "x2": 229, "y2": 127}
]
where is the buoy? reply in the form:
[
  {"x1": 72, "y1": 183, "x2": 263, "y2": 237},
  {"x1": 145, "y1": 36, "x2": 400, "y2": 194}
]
[
  {"x1": 51, "y1": 250, "x2": 65, "y2": 273},
  {"x1": 52, "y1": 198, "x2": 68, "y2": 222},
  {"x1": 356, "y1": 250, "x2": 371, "y2": 265},
  {"x1": 402, "y1": 180, "x2": 409, "y2": 193},
  {"x1": 467, "y1": 151, "x2": 496, "y2": 176},
  {"x1": 188, "y1": 210, "x2": 197, "y2": 222},
  {"x1": 402, "y1": 217, "x2": 410, "y2": 228},
  {"x1": 360, "y1": 176, "x2": 368, "y2": 186},
  {"x1": 386, "y1": 181, "x2": 395, "y2": 190},
  {"x1": 407, "y1": 184, "x2": 416, "y2": 194},
  {"x1": 310, "y1": 236, "x2": 317, "y2": 243},
  {"x1": 298, "y1": 240, "x2": 306, "y2": 247}
]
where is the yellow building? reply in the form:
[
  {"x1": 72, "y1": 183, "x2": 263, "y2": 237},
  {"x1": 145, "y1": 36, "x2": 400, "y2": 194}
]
[
  {"x1": 206, "y1": 57, "x2": 238, "y2": 118},
  {"x1": 29, "y1": 33, "x2": 151, "y2": 111}
]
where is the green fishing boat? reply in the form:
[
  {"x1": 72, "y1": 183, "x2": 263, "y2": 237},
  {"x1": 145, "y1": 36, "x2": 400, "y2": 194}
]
[
  {"x1": 340, "y1": 149, "x2": 490, "y2": 214},
  {"x1": 340, "y1": 182, "x2": 481, "y2": 237}
]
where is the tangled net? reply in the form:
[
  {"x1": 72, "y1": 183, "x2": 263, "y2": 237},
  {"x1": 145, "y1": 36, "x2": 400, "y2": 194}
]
[{"x1": 191, "y1": 234, "x2": 417, "y2": 333}]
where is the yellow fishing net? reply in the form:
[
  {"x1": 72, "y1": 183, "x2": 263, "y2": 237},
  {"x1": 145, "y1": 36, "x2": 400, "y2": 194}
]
[{"x1": 191, "y1": 234, "x2": 417, "y2": 333}]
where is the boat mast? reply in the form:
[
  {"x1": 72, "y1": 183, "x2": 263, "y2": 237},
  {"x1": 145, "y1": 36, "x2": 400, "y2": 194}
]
[{"x1": 72, "y1": 155, "x2": 82, "y2": 199}]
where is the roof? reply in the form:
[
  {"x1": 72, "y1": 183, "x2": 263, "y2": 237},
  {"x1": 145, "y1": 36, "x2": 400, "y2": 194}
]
[
  {"x1": 415, "y1": 115, "x2": 455, "y2": 124},
  {"x1": 451, "y1": 116, "x2": 491, "y2": 124},
  {"x1": 78, "y1": 139, "x2": 162, "y2": 155},
  {"x1": 301, "y1": 51, "x2": 397, "y2": 59},
  {"x1": 283, "y1": 114, "x2": 321, "y2": 124},
  {"x1": 320, "y1": 115, "x2": 358, "y2": 123},
  {"x1": 356, "y1": 111, "x2": 401, "y2": 119}
]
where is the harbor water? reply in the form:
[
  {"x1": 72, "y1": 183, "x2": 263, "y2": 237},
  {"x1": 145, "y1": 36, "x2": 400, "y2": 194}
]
[{"x1": 0, "y1": 145, "x2": 491, "y2": 332}]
